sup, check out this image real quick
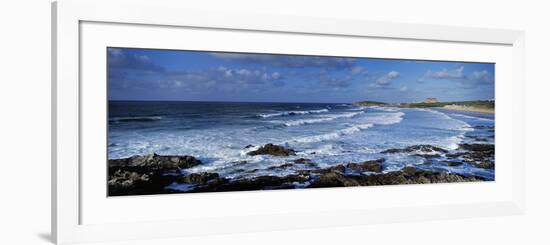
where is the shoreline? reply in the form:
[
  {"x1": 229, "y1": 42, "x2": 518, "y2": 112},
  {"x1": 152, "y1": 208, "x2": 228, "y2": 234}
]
[
  {"x1": 438, "y1": 105, "x2": 494, "y2": 114},
  {"x1": 108, "y1": 143, "x2": 495, "y2": 196}
]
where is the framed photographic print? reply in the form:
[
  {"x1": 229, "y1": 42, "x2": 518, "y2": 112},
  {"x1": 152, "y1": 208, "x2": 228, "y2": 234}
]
[
  {"x1": 52, "y1": 0, "x2": 525, "y2": 244},
  {"x1": 106, "y1": 47, "x2": 496, "y2": 196}
]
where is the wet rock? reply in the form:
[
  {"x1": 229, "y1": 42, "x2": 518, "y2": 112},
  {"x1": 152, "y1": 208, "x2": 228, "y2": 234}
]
[
  {"x1": 309, "y1": 166, "x2": 485, "y2": 188},
  {"x1": 347, "y1": 158, "x2": 385, "y2": 172},
  {"x1": 247, "y1": 143, "x2": 296, "y2": 156},
  {"x1": 457, "y1": 144, "x2": 495, "y2": 169},
  {"x1": 465, "y1": 136, "x2": 489, "y2": 142},
  {"x1": 402, "y1": 166, "x2": 417, "y2": 175},
  {"x1": 108, "y1": 169, "x2": 150, "y2": 190},
  {"x1": 473, "y1": 162, "x2": 495, "y2": 169},
  {"x1": 109, "y1": 153, "x2": 202, "y2": 170},
  {"x1": 108, "y1": 151, "x2": 490, "y2": 196},
  {"x1": 310, "y1": 172, "x2": 360, "y2": 187},
  {"x1": 442, "y1": 161, "x2": 463, "y2": 166},
  {"x1": 413, "y1": 154, "x2": 442, "y2": 159},
  {"x1": 233, "y1": 160, "x2": 248, "y2": 165},
  {"x1": 381, "y1": 145, "x2": 448, "y2": 154},
  {"x1": 293, "y1": 158, "x2": 313, "y2": 164},
  {"x1": 267, "y1": 163, "x2": 294, "y2": 170},
  {"x1": 178, "y1": 172, "x2": 220, "y2": 185},
  {"x1": 108, "y1": 153, "x2": 203, "y2": 196},
  {"x1": 108, "y1": 169, "x2": 178, "y2": 196},
  {"x1": 190, "y1": 174, "x2": 311, "y2": 192},
  {"x1": 459, "y1": 144, "x2": 494, "y2": 152},
  {"x1": 311, "y1": 164, "x2": 346, "y2": 174}
]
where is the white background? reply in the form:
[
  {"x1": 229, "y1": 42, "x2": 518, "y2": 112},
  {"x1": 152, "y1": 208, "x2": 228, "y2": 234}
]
[{"x1": 0, "y1": 0, "x2": 548, "y2": 244}]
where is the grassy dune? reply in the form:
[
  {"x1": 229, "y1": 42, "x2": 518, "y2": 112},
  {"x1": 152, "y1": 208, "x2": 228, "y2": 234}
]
[{"x1": 353, "y1": 100, "x2": 494, "y2": 114}]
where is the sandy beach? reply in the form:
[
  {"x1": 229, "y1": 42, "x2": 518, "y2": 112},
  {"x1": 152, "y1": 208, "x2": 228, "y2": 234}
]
[{"x1": 440, "y1": 104, "x2": 494, "y2": 114}]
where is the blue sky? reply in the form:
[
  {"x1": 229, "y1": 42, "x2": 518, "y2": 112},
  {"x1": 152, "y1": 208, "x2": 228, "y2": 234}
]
[{"x1": 108, "y1": 47, "x2": 494, "y2": 103}]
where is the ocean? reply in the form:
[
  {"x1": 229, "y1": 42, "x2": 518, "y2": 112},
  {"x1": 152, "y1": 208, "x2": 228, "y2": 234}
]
[{"x1": 108, "y1": 101, "x2": 495, "y2": 181}]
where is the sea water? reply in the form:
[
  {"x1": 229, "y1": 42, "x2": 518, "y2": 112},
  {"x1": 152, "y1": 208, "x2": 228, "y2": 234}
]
[{"x1": 108, "y1": 101, "x2": 495, "y2": 180}]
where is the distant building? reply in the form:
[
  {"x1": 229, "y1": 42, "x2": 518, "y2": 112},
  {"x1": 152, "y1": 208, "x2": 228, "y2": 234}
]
[{"x1": 425, "y1": 97, "x2": 438, "y2": 103}]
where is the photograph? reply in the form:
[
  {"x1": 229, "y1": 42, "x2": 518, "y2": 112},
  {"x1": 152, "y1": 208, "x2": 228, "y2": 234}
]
[{"x1": 107, "y1": 47, "x2": 495, "y2": 196}]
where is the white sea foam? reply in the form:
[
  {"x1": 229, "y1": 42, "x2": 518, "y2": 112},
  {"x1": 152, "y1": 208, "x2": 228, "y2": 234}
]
[
  {"x1": 347, "y1": 106, "x2": 367, "y2": 111},
  {"x1": 364, "y1": 111, "x2": 404, "y2": 125},
  {"x1": 420, "y1": 109, "x2": 473, "y2": 131},
  {"x1": 285, "y1": 110, "x2": 405, "y2": 144},
  {"x1": 279, "y1": 111, "x2": 364, "y2": 127},
  {"x1": 288, "y1": 123, "x2": 374, "y2": 144},
  {"x1": 450, "y1": 113, "x2": 494, "y2": 122},
  {"x1": 258, "y1": 109, "x2": 329, "y2": 118},
  {"x1": 377, "y1": 107, "x2": 400, "y2": 112}
]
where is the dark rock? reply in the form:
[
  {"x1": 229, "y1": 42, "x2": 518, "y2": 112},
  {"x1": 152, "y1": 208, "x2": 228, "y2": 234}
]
[
  {"x1": 413, "y1": 154, "x2": 442, "y2": 159},
  {"x1": 178, "y1": 172, "x2": 220, "y2": 185},
  {"x1": 244, "y1": 144, "x2": 255, "y2": 149},
  {"x1": 442, "y1": 161, "x2": 463, "y2": 166},
  {"x1": 108, "y1": 169, "x2": 178, "y2": 196},
  {"x1": 309, "y1": 165, "x2": 485, "y2": 189},
  {"x1": 190, "y1": 174, "x2": 311, "y2": 192},
  {"x1": 466, "y1": 136, "x2": 489, "y2": 142},
  {"x1": 457, "y1": 144, "x2": 495, "y2": 168},
  {"x1": 233, "y1": 160, "x2": 248, "y2": 165},
  {"x1": 293, "y1": 158, "x2": 313, "y2": 164},
  {"x1": 108, "y1": 169, "x2": 150, "y2": 190},
  {"x1": 346, "y1": 158, "x2": 385, "y2": 172},
  {"x1": 107, "y1": 153, "x2": 203, "y2": 196},
  {"x1": 459, "y1": 144, "x2": 494, "y2": 152},
  {"x1": 247, "y1": 143, "x2": 296, "y2": 156},
  {"x1": 402, "y1": 166, "x2": 417, "y2": 175},
  {"x1": 267, "y1": 163, "x2": 294, "y2": 170},
  {"x1": 311, "y1": 164, "x2": 346, "y2": 174},
  {"x1": 109, "y1": 153, "x2": 202, "y2": 170},
  {"x1": 310, "y1": 172, "x2": 360, "y2": 187},
  {"x1": 381, "y1": 145, "x2": 448, "y2": 154},
  {"x1": 473, "y1": 162, "x2": 495, "y2": 169}
]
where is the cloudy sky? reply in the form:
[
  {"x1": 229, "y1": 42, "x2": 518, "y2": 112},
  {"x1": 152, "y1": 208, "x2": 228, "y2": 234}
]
[{"x1": 108, "y1": 47, "x2": 494, "y2": 103}]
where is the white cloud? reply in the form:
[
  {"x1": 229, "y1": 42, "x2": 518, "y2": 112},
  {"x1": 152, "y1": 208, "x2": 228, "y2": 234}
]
[
  {"x1": 418, "y1": 66, "x2": 464, "y2": 82},
  {"x1": 162, "y1": 67, "x2": 284, "y2": 91},
  {"x1": 376, "y1": 71, "x2": 400, "y2": 86},
  {"x1": 470, "y1": 70, "x2": 490, "y2": 82},
  {"x1": 210, "y1": 52, "x2": 357, "y2": 68},
  {"x1": 351, "y1": 66, "x2": 367, "y2": 75},
  {"x1": 387, "y1": 70, "x2": 400, "y2": 79},
  {"x1": 400, "y1": 86, "x2": 408, "y2": 92},
  {"x1": 430, "y1": 66, "x2": 464, "y2": 79},
  {"x1": 418, "y1": 66, "x2": 493, "y2": 86}
]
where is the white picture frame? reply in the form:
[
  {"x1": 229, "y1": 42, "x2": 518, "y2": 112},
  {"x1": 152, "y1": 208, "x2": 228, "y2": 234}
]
[{"x1": 52, "y1": 0, "x2": 525, "y2": 244}]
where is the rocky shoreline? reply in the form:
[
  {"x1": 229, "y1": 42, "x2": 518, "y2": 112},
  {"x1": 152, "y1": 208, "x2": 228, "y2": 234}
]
[{"x1": 108, "y1": 142, "x2": 494, "y2": 196}]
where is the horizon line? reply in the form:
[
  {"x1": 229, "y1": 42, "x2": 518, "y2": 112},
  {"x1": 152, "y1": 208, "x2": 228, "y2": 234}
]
[{"x1": 108, "y1": 99, "x2": 494, "y2": 104}]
